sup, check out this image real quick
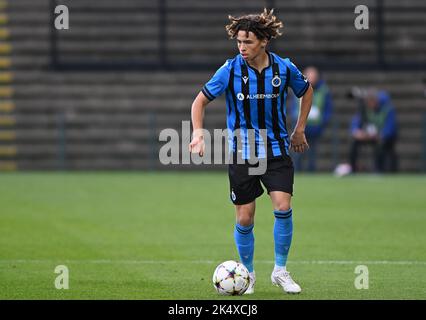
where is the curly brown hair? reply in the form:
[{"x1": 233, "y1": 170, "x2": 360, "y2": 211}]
[{"x1": 225, "y1": 8, "x2": 283, "y2": 41}]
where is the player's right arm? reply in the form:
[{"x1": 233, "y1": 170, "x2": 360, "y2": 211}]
[
  {"x1": 189, "y1": 60, "x2": 232, "y2": 156},
  {"x1": 189, "y1": 92, "x2": 211, "y2": 156}
]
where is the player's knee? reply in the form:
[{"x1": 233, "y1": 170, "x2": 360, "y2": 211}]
[
  {"x1": 274, "y1": 203, "x2": 291, "y2": 212},
  {"x1": 237, "y1": 215, "x2": 254, "y2": 227},
  {"x1": 235, "y1": 203, "x2": 255, "y2": 226},
  {"x1": 236, "y1": 209, "x2": 254, "y2": 226}
]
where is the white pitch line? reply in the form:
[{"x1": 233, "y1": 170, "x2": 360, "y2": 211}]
[{"x1": 0, "y1": 260, "x2": 425, "y2": 265}]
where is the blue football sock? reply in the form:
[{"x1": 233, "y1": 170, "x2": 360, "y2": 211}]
[
  {"x1": 234, "y1": 223, "x2": 254, "y2": 273},
  {"x1": 273, "y1": 209, "x2": 293, "y2": 267}
]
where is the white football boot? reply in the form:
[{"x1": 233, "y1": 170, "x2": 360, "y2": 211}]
[
  {"x1": 271, "y1": 269, "x2": 301, "y2": 294},
  {"x1": 244, "y1": 271, "x2": 256, "y2": 295}
]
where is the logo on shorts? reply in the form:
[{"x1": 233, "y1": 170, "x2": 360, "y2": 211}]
[
  {"x1": 231, "y1": 190, "x2": 236, "y2": 201},
  {"x1": 272, "y1": 75, "x2": 281, "y2": 87}
]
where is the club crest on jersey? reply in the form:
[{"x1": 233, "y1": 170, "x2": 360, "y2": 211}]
[
  {"x1": 242, "y1": 76, "x2": 249, "y2": 84},
  {"x1": 272, "y1": 75, "x2": 281, "y2": 87}
]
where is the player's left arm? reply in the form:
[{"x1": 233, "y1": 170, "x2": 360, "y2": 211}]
[{"x1": 290, "y1": 84, "x2": 313, "y2": 153}]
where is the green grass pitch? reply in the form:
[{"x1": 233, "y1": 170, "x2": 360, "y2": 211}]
[{"x1": 0, "y1": 172, "x2": 425, "y2": 299}]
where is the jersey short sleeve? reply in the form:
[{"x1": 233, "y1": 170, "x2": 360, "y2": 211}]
[
  {"x1": 202, "y1": 60, "x2": 231, "y2": 101},
  {"x1": 286, "y1": 59, "x2": 310, "y2": 98}
]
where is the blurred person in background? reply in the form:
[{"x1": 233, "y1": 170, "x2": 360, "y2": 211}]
[
  {"x1": 290, "y1": 66, "x2": 333, "y2": 172},
  {"x1": 349, "y1": 88, "x2": 398, "y2": 173}
]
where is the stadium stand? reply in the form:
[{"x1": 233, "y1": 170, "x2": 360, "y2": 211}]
[{"x1": 2, "y1": 0, "x2": 425, "y2": 171}]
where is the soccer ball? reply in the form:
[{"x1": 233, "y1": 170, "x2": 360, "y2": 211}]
[
  {"x1": 212, "y1": 260, "x2": 250, "y2": 295},
  {"x1": 334, "y1": 163, "x2": 352, "y2": 177}
]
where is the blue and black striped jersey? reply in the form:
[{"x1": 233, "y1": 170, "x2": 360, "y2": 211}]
[{"x1": 202, "y1": 52, "x2": 310, "y2": 159}]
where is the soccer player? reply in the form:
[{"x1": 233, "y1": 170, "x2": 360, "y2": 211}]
[{"x1": 189, "y1": 9, "x2": 313, "y2": 294}]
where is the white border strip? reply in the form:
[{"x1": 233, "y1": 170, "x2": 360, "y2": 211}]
[{"x1": 0, "y1": 260, "x2": 425, "y2": 265}]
